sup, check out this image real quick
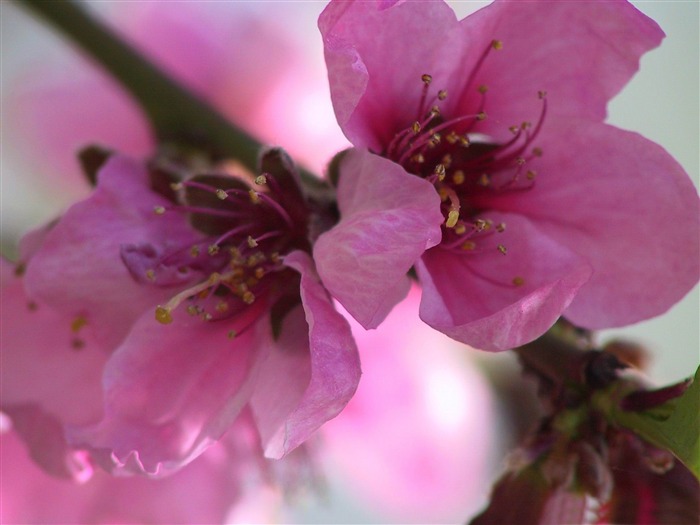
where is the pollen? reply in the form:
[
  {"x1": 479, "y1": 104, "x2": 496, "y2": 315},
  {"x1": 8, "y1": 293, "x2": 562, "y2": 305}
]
[
  {"x1": 254, "y1": 267, "x2": 265, "y2": 279},
  {"x1": 187, "y1": 305, "x2": 199, "y2": 316},
  {"x1": 242, "y1": 291, "x2": 256, "y2": 305},
  {"x1": 421, "y1": 73, "x2": 433, "y2": 85},
  {"x1": 153, "y1": 206, "x2": 166, "y2": 215},
  {"x1": 496, "y1": 222, "x2": 507, "y2": 233},
  {"x1": 454, "y1": 223, "x2": 467, "y2": 235},
  {"x1": 249, "y1": 189, "x2": 260, "y2": 204},
  {"x1": 538, "y1": 90, "x2": 547, "y2": 99},
  {"x1": 491, "y1": 39, "x2": 503, "y2": 50},
  {"x1": 247, "y1": 236, "x2": 258, "y2": 248},
  {"x1": 461, "y1": 241, "x2": 476, "y2": 251},
  {"x1": 71, "y1": 316, "x2": 87, "y2": 333},
  {"x1": 227, "y1": 330, "x2": 237, "y2": 339},
  {"x1": 478, "y1": 85, "x2": 489, "y2": 94},
  {"x1": 452, "y1": 170, "x2": 465, "y2": 185},
  {"x1": 155, "y1": 306, "x2": 173, "y2": 324},
  {"x1": 526, "y1": 170, "x2": 537, "y2": 180},
  {"x1": 512, "y1": 276, "x2": 525, "y2": 286},
  {"x1": 438, "y1": 187, "x2": 450, "y2": 202},
  {"x1": 215, "y1": 189, "x2": 228, "y2": 200},
  {"x1": 438, "y1": 89, "x2": 448, "y2": 100},
  {"x1": 478, "y1": 173, "x2": 490, "y2": 186},
  {"x1": 255, "y1": 175, "x2": 268, "y2": 185},
  {"x1": 446, "y1": 210, "x2": 460, "y2": 228},
  {"x1": 208, "y1": 244, "x2": 220, "y2": 256},
  {"x1": 477, "y1": 112, "x2": 487, "y2": 121},
  {"x1": 190, "y1": 245, "x2": 201, "y2": 258},
  {"x1": 497, "y1": 244, "x2": 508, "y2": 255},
  {"x1": 215, "y1": 301, "x2": 229, "y2": 313},
  {"x1": 434, "y1": 164, "x2": 446, "y2": 180},
  {"x1": 411, "y1": 121, "x2": 421, "y2": 134},
  {"x1": 145, "y1": 269, "x2": 156, "y2": 281}
]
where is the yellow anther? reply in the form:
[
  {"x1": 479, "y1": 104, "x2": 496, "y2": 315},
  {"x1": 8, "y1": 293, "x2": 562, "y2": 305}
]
[
  {"x1": 190, "y1": 245, "x2": 201, "y2": 258},
  {"x1": 430, "y1": 105, "x2": 441, "y2": 117},
  {"x1": 474, "y1": 219, "x2": 489, "y2": 232},
  {"x1": 215, "y1": 301, "x2": 229, "y2": 313},
  {"x1": 202, "y1": 312, "x2": 213, "y2": 321},
  {"x1": 208, "y1": 244, "x2": 220, "y2": 256},
  {"x1": 215, "y1": 189, "x2": 228, "y2": 200},
  {"x1": 516, "y1": 157, "x2": 526, "y2": 166},
  {"x1": 155, "y1": 306, "x2": 173, "y2": 324},
  {"x1": 477, "y1": 112, "x2": 487, "y2": 121},
  {"x1": 146, "y1": 269, "x2": 156, "y2": 281},
  {"x1": 429, "y1": 133, "x2": 441, "y2": 146},
  {"x1": 497, "y1": 244, "x2": 508, "y2": 255},
  {"x1": 438, "y1": 89, "x2": 448, "y2": 100},
  {"x1": 170, "y1": 182, "x2": 183, "y2": 191},
  {"x1": 478, "y1": 173, "x2": 490, "y2": 186},
  {"x1": 491, "y1": 39, "x2": 503, "y2": 50},
  {"x1": 478, "y1": 84, "x2": 489, "y2": 94},
  {"x1": 434, "y1": 164, "x2": 446, "y2": 180},
  {"x1": 460, "y1": 136, "x2": 471, "y2": 147},
  {"x1": 247, "y1": 236, "x2": 258, "y2": 248},
  {"x1": 153, "y1": 206, "x2": 166, "y2": 215},
  {"x1": 254, "y1": 267, "x2": 265, "y2": 279},
  {"x1": 255, "y1": 175, "x2": 268, "y2": 185},
  {"x1": 452, "y1": 170, "x2": 465, "y2": 185},
  {"x1": 71, "y1": 316, "x2": 87, "y2": 333},
  {"x1": 411, "y1": 121, "x2": 421, "y2": 134},
  {"x1": 454, "y1": 223, "x2": 467, "y2": 235},
  {"x1": 411, "y1": 154, "x2": 425, "y2": 164},
  {"x1": 446, "y1": 210, "x2": 460, "y2": 228},
  {"x1": 526, "y1": 170, "x2": 537, "y2": 180},
  {"x1": 421, "y1": 73, "x2": 433, "y2": 85},
  {"x1": 187, "y1": 305, "x2": 199, "y2": 316},
  {"x1": 249, "y1": 189, "x2": 260, "y2": 204},
  {"x1": 496, "y1": 222, "x2": 507, "y2": 233},
  {"x1": 242, "y1": 291, "x2": 256, "y2": 305},
  {"x1": 461, "y1": 241, "x2": 476, "y2": 251},
  {"x1": 513, "y1": 276, "x2": 525, "y2": 286},
  {"x1": 446, "y1": 131, "x2": 459, "y2": 144},
  {"x1": 227, "y1": 330, "x2": 237, "y2": 339}
]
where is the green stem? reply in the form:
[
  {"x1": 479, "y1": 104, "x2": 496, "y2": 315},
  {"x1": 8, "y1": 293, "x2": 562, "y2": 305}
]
[{"x1": 18, "y1": 0, "x2": 262, "y2": 173}]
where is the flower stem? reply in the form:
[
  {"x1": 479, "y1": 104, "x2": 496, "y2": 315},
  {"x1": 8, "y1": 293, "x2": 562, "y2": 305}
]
[{"x1": 17, "y1": 0, "x2": 262, "y2": 174}]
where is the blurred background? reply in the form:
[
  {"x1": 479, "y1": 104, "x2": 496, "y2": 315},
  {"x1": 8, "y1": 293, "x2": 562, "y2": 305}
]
[{"x1": 1, "y1": 1, "x2": 697, "y2": 523}]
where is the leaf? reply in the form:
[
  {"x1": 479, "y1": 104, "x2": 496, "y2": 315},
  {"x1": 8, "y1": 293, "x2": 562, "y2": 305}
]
[{"x1": 612, "y1": 366, "x2": 700, "y2": 480}]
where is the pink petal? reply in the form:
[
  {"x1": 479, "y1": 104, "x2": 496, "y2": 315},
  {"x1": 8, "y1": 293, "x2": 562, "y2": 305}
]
[
  {"x1": 486, "y1": 118, "x2": 700, "y2": 328},
  {"x1": 23, "y1": 155, "x2": 202, "y2": 348},
  {"x1": 0, "y1": 419, "x2": 260, "y2": 524},
  {"x1": 314, "y1": 149, "x2": 443, "y2": 328},
  {"x1": 319, "y1": 0, "x2": 461, "y2": 150},
  {"x1": 417, "y1": 213, "x2": 592, "y2": 351},
  {"x1": 67, "y1": 306, "x2": 261, "y2": 476},
  {"x1": 0, "y1": 260, "x2": 106, "y2": 427},
  {"x1": 252, "y1": 251, "x2": 360, "y2": 459},
  {"x1": 460, "y1": 0, "x2": 664, "y2": 131}
]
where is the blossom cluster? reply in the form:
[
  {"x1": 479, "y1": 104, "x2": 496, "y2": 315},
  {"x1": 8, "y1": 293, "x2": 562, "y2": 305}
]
[{"x1": 2, "y1": 0, "x2": 698, "y2": 523}]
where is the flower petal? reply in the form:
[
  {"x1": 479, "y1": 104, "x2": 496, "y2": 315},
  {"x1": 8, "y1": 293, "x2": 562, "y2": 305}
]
[
  {"x1": 460, "y1": 0, "x2": 664, "y2": 129},
  {"x1": 314, "y1": 149, "x2": 443, "y2": 329},
  {"x1": 23, "y1": 155, "x2": 203, "y2": 348},
  {"x1": 486, "y1": 118, "x2": 700, "y2": 328},
  {"x1": 66, "y1": 307, "x2": 261, "y2": 476},
  {"x1": 251, "y1": 250, "x2": 360, "y2": 459},
  {"x1": 319, "y1": 0, "x2": 460, "y2": 150},
  {"x1": 417, "y1": 213, "x2": 592, "y2": 351}
]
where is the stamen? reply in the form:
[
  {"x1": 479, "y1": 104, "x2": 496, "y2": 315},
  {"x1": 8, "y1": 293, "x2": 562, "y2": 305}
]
[{"x1": 497, "y1": 244, "x2": 507, "y2": 255}]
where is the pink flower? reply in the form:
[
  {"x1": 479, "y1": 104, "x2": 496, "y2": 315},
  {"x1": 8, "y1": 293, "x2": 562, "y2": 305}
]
[
  {"x1": 320, "y1": 286, "x2": 495, "y2": 522},
  {"x1": 315, "y1": 0, "x2": 700, "y2": 350},
  {"x1": 1, "y1": 151, "x2": 360, "y2": 478}
]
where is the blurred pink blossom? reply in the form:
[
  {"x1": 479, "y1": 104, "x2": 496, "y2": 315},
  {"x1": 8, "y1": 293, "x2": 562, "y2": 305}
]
[{"x1": 315, "y1": 0, "x2": 700, "y2": 351}]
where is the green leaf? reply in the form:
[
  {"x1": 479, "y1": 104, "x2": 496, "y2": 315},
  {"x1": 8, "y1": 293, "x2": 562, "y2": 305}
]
[{"x1": 612, "y1": 366, "x2": 700, "y2": 480}]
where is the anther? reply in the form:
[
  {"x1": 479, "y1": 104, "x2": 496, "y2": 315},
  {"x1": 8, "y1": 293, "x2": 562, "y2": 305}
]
[
  {"x1": 430, "y1": 105, "x2": 441, "y2": 117},
  {"x1": 249, "y1": 189, "x2": 260, "y2": 204},
  {"x1": 255, "y1": 175, "x2": 268, "y2": 185},
  {"x1": 478, "y1": 85, "x2": 489, "y2": 94},
  {"x1": 496, "y1": 222, "x2": 506, "y2": 233},
  {"x1": 434, "y1": 164, "x2": 446, "y2": 180},
  {"x1": 512, "y1": 276, "x2": 525, "y2": 286},
  {"x1": 146, "y1": 269, "x2": 156, "y2": 281},
  {"x1": 187, "y1": 305, "x2": 199, "y2": 316},
  {"x1": 538, "y1": 90, "x2": 547, "y2": 99},
  {"x1": 438, "y1": 89, "x2": 448, "y2": 100},
  {"x1": 421, "y1": 73, "x2": 433, "y2": 85},
  {"x1": 477, "y1": 112, "x2": 487, "y2": 121},
  {"x1": 254, "y1": 267, "x2": 265, "y2": 279},
  {"x1": 190, "y1": 245, "x2": 201, "y2": 258},
  {"x1": 526, "y1": 170, "x2": 537, "y2": 180},
  {"x1": 478, "y1": 173, "x2": 490, "y2": 186},
  {"x1": 411, "y1": 121, "x2": 421, "y2": 134},
  {"x1": 247, "y1": 236, "x2": 258, "y2": 248},
  {"x1": 516, "y1": 157, "x2": 526, "y2": 166},
  {"x1": 153, "y1": 206, "x2": 166, "y2": 215},
  {"x1": 454, "y1": 223, "x2": 467, "y2": 235},
  {"x1": 215, "y1": 301, "x2": 229, "y2": 313},
  {"x1": 208, "y1": 244, "x2": 220, "y2": 256},
  {"x1": 491, "y1": 39, "x2": 503, "y2": 50},
  {"x1": 446, "y1": 210, "x2": 460, "y2": 228},
  {"x1": 155, "y1": 306, "x2": 173, "y2": 324},
  {"x1": 532, "y1": 147, "x2": 543, "y2": 157},
  {"x1": 215, "y1": 189, "x2": 228, "y2": 200},
  {"x1": 497, "y1": 244, "x2": 508, "y2": 255},
  {"x1": 71, "y1": 316, "x2": 87, "y2": 333},
  {"x1": 170, "y1": 182, "x2": 183, "y2": 191},
  {"x1": 227, "y1": 330, "x2": 237, "y2": 339},
  {"x1": 462, "y1": 241, "x2": 476, "y2": 251},
  {"x1": 452, "y1": 170, "x2": 465, "y2": 185},
  {"x1": 242, "y1": 291, "x2": 256, "y2": 305},
  {"x1": 411, "y1": 154, "x2": 425, "y2": 164}
]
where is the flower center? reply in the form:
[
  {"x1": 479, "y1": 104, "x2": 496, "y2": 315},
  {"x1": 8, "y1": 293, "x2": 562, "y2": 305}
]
[
  {"x1": 124, "y1": 162, "x2": 310, "y2": 335},
  {"x1": 384, "y1": 40, "x2": 547, "y2": 259}
]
